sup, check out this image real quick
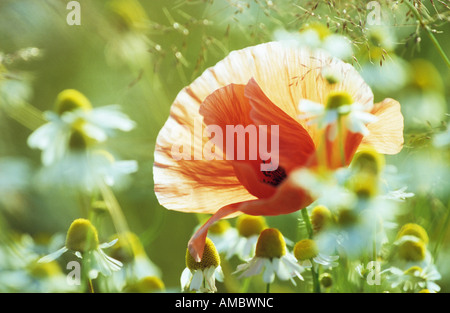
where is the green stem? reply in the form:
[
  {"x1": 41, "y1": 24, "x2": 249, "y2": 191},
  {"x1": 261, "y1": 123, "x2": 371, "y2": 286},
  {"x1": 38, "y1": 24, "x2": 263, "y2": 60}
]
[
  {"x1": 87, "y1": 278, "x2": 95, "y2": 293},
  {"x1": 266, "y1": 282, "x2": 271, "y2": 293},
  {"x1": 433, "y1": 202, "x2": 450, "y2": 260},
  {"x1": 310, "y1": 263, "x2": 321, "y2": 293},
  {"x1": 337, "y1": 116, "x2": 346, "y2": 167},
  {"x1": 300, "y1": 209, "x2": 322, "y2": 293},
  {"x1": 239, "y1": 277, "x2": 251, "y2": 293},
  {"x1": 301, "y1": 209, "x2": 313, "y2": 239},
  {"x1": 404, "y1": 0, "x2": 450, "y2": 69}
]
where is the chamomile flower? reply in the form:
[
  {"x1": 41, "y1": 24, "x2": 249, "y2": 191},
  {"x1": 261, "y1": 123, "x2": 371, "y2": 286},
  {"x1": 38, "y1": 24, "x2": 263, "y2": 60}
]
[
  {"x1": 181, "y1": 238, "x2": 223, "y2": 293},
  {"x1": 291, "y1": 168, "x2": 355, "y2": 211},
  {"x1": 310, "y1": 205, "x2": 333, "y2": 234},
  {"x1": 34, "y1": 144, "x2": 138, "y2": 192},
  {"x1": 123, "y1": 276, "x2": 165, "y2": 293},
  {"x1": 384, "y1": 265, "x2": 441, "y2": 293},
  {"x1": 299, "y1": 91, "x2": 378, "y2": 140},
  {"x1": 27, "y1": 89, "x2": 136, "y2": 166},
  {"x1": 234, "y1": 228, "x2": 304, "y2": 285},
  {"x1": 293, "y1": 239, "x2": 339, "y2": 269},
  {"x1": 108, "y1": 232, "x2": 161, "y2": 291},
  {"x1": 0, "y1": 233, "x2": 75, "y2": 292},
  {"x1": 389, "y1": 223, "x2": 433, "y2": 268},
  {"x1": 224, "y1": 215, "x2": 267, "y2": 260},
  {"x1": 274, "y1": 23, "x2": 353, "y2": 60},
  {"x1": 38, "y1": 218, "x2": 123, "y2": 279},
  {"x1": 206, "y1": 219, "x2": 240, "y2": 256}
]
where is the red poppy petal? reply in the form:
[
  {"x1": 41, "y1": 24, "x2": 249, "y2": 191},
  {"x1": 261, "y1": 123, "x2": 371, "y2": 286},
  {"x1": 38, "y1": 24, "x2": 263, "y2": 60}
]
[{"x1": 245, "y1": 78, "x2": 316, "y2": 172}]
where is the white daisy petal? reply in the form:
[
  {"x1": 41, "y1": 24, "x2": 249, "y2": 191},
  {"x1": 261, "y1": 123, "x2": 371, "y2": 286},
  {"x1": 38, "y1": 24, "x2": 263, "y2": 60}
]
[
  {"x1": 180, "y1": 268, "x2": 193, "y2": 290},
  {"x1": 262, "y1": 259, "x2": 275, "y2": 283},
  {"x1": 190, "y1": 270, "x2": 204, "y2": 291},
  {"x1": 275, "y1": 258, "x2": 291, "y2": 281},
  {"x1": 38, "y1": 247, "x2": 68, "y2": 263},
  {"x1": 99, "y1": 238, "x2": 119, "y2": 249}
]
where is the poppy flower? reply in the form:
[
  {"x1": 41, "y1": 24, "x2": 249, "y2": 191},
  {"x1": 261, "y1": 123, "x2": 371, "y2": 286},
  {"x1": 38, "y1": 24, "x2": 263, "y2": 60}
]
[{"x1": 153, "y1": 42, "x2": 403, "y2": 261}]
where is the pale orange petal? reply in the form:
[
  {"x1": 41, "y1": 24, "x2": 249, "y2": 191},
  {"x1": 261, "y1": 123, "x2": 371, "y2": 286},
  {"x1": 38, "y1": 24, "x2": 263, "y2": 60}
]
[
  {"x1": 361, "y1": 98, "x2": 404, "y2": 154},
  {"x1": 154, "y1": 115, "x2": 256, "y2": 214}
]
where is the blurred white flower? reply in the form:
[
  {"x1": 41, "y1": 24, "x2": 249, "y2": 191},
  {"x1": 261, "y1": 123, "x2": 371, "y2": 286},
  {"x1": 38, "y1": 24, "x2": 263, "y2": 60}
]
[
  {"x1": 107, "y1": 232, "x2": 161, "y2": 292},
  {"x1": 0, "y1": 234, "x2": 75, "y2": 292},
  {"x1": 38, "y1": 218, "x2": 123, "y2": 280},
  {"x1": 274, "y1": 25, "x2": 353, "y2": 60},
  {"x1": 28, "y1": 102, "x2": 136, "y2": 167},
  {"x1": 384, "y1": 264, "x2": 441, "y2": 293},
  {"x1": 34, "y1": 148, "x2": 137, "y2": 192},
  {"x1": 293, "y1": 239, "x2": 339, "y2": 270},
  {"x1": 433, "y1": 123, "x2": 450, "y2": 148},
  {"x1": 298, "y1": 93, "x2": 378, "y2": 140},
  {"x1": 27, "y1": 89, "x2": 137, "y2": 192},
  {"x1": 291, "y1": 168, "x2": 355, "y2": 211}
]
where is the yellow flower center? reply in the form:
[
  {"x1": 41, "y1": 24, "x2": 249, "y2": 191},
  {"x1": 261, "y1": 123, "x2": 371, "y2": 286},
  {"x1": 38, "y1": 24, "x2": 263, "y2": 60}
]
[
  {"x1": 124, "y1": 276, "x2": 165, "y2": 293},
  {"x1": 107, "y1": 0, "x2": 149, "y2": 32},
  {"x1": 209, "y1": 219, "x2": 231, "y2": 235},
  {"x1": 352, "y1": 145, "x2": 385, "y2": 175},
  {"x1": 337, "y1": 209, "x2": 358, "y2": 227},
  {"x1": 65, "y1": 218, "x2": 99, "y2": 252},
  {"x1": 186, "y1": 238, "x2": 220, "y2": 270},
  {"x1": 236, "y1": 215, "x2": 267, "y2": 238},
  {"x1": 93, "y1": 150, "x2": 116, "y2": 163},
  {"x1": 326, "y1": 91, "x2": 353, "y2": 110},
  {"x1": 255, "y1": 228, "x2": 286, "y2": 259},
  {"x1": 397, "y1": 223, "x2": 429, "y2": 245},
  {"x1": 311, "y1": 205, "x2": 332, "y2": 233},
  {"x1": 109, "y1": 232, "x2": 145, "y2": 264},
  {"x1": 348, "y1": 172, "x2": 379, "y2": 199},
  {"x1": 404, "y1": 266, "x2": 423, "y2": 276},
  {"x1": 294, "y1": 239, "x2": 319, "y2": 261},
  {"x1": 55, "y1": 89, "x2": 92, "y2": 115},
  {"x1": 304, "y1": 22, "x2": 331, "y2": 41},
  {"x1": 29, "y1": 261, "x2": 61, "y2": 278},
  {"x1": 398, "y1": 239, "x2": 426, "y2": 262}
]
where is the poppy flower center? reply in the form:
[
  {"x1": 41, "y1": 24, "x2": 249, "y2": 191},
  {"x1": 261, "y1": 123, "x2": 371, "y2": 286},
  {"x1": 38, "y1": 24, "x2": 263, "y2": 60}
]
[{"x1": 261, "y1": 164, "x2": 287, "y2": 187}]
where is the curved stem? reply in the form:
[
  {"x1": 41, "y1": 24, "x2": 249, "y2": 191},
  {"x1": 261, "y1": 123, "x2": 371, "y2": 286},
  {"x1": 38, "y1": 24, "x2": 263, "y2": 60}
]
[{"x1": 404, "y1": 0, "x2": 450, "y2": 69}]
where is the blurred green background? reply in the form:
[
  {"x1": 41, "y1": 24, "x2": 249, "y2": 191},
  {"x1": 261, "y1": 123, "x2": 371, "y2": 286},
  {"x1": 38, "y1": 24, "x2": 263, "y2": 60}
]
[{"x1": 0, "y1": 0, "x2": 449, "y2": 292}]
